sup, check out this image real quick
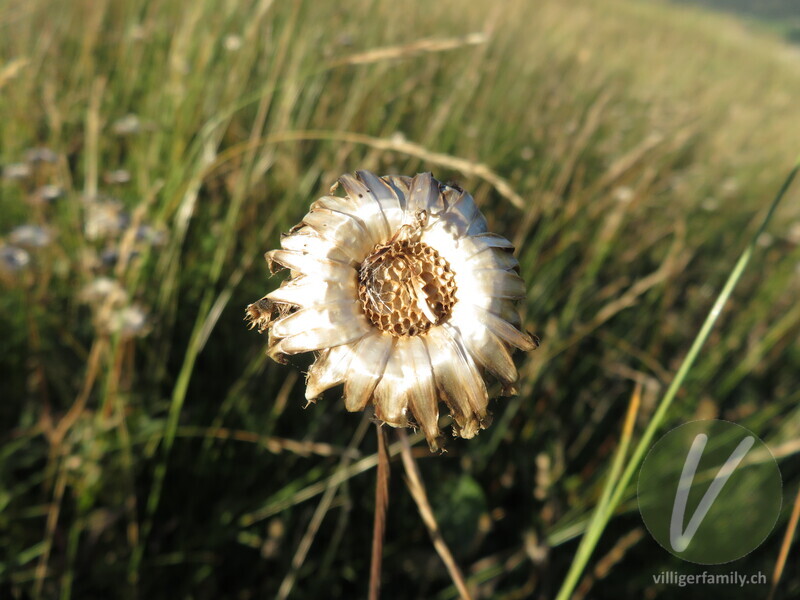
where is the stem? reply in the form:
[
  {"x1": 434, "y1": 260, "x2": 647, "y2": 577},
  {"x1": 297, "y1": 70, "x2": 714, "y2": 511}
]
[{"x1": 369, "y1": 424, "x2": 390, "y2": 600}]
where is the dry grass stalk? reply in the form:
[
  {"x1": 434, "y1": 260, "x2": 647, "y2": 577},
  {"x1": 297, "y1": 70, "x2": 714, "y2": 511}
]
[
  {"x1": 277, "y1": 415, "x2": 371, "y2": 599},
  {"x1": 768, "y1": 485, "x2": 800, "y2": 600},
  {"x1": 207, "y1": 132, "x2": 526, "y2": 209},
  {"x1": 398, "y1": 430, "x2": 473, "y2": 600},
  {"x1": 328, "y1": 33, "x2": 487, "y2": 67}
]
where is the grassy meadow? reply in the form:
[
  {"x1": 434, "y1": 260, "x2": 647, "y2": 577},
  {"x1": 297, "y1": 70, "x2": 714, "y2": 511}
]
[{"x1": 1, "y1": 0, "x2": 800, "y2": 598}]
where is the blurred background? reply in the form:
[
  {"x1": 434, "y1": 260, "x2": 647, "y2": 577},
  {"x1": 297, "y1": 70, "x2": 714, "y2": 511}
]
[{"x1": 1, "y1": 0, "x2": 799, "y2": 598}]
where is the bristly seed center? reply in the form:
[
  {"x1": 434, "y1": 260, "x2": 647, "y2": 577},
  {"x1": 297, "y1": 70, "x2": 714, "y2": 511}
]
[{"x1": 358, "y1": 240, "x2": 457, "y2": 337}]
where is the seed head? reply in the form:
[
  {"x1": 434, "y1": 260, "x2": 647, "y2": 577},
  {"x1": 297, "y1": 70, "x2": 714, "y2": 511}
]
[{"x1": 247, "y1": 171, "x2": 537, "y2": 450}]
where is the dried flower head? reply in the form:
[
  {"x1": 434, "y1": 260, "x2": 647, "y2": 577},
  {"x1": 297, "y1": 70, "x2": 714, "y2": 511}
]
[
  {"x1": 9, "y1": 224, "x2": 52, "y2": 248},
  {"x1": 31, "y1": 184, "x2": 65, "y2": 205},
  {"x1": 103, "y1": 169, "x2": 132, "y2": 185},
  {"x1": 24, "y1": 147, "x2": 60, "y2": 164},
  {"x1": 109, "y1": 305, "x2": 149, "y2": 338},
  {"x1": 111, "y1": 114, "x2": 142, "y2": 136},
  {"x1": 135, "y1": 224, "x2": 167, "y2": 246},
  {"x1": 84, "y1": 200, "x2": 129, "y2": 240},
  {"x1": 0, "y1": 245, "x2": 30, "y2": 272},
  {"x1": 2, "y1": 163, "x2": 32, "y2": 181},
  {"x1": 247, "y1": 171, "x2": 537, "y2": 450},
  {"x1": 79, "y1": 277, "x2": 128, "y2": 306}
]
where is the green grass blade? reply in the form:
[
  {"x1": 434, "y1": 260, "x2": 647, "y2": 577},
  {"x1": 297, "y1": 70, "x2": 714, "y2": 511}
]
[{"x1": 555, "y1": 159, "x2": 800, "y2": 600}]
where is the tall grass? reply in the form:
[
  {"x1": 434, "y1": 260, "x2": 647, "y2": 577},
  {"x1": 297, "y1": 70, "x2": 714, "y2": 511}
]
[{"x1": 1, "y1": 0, "x2": 799, "y2": 598}]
